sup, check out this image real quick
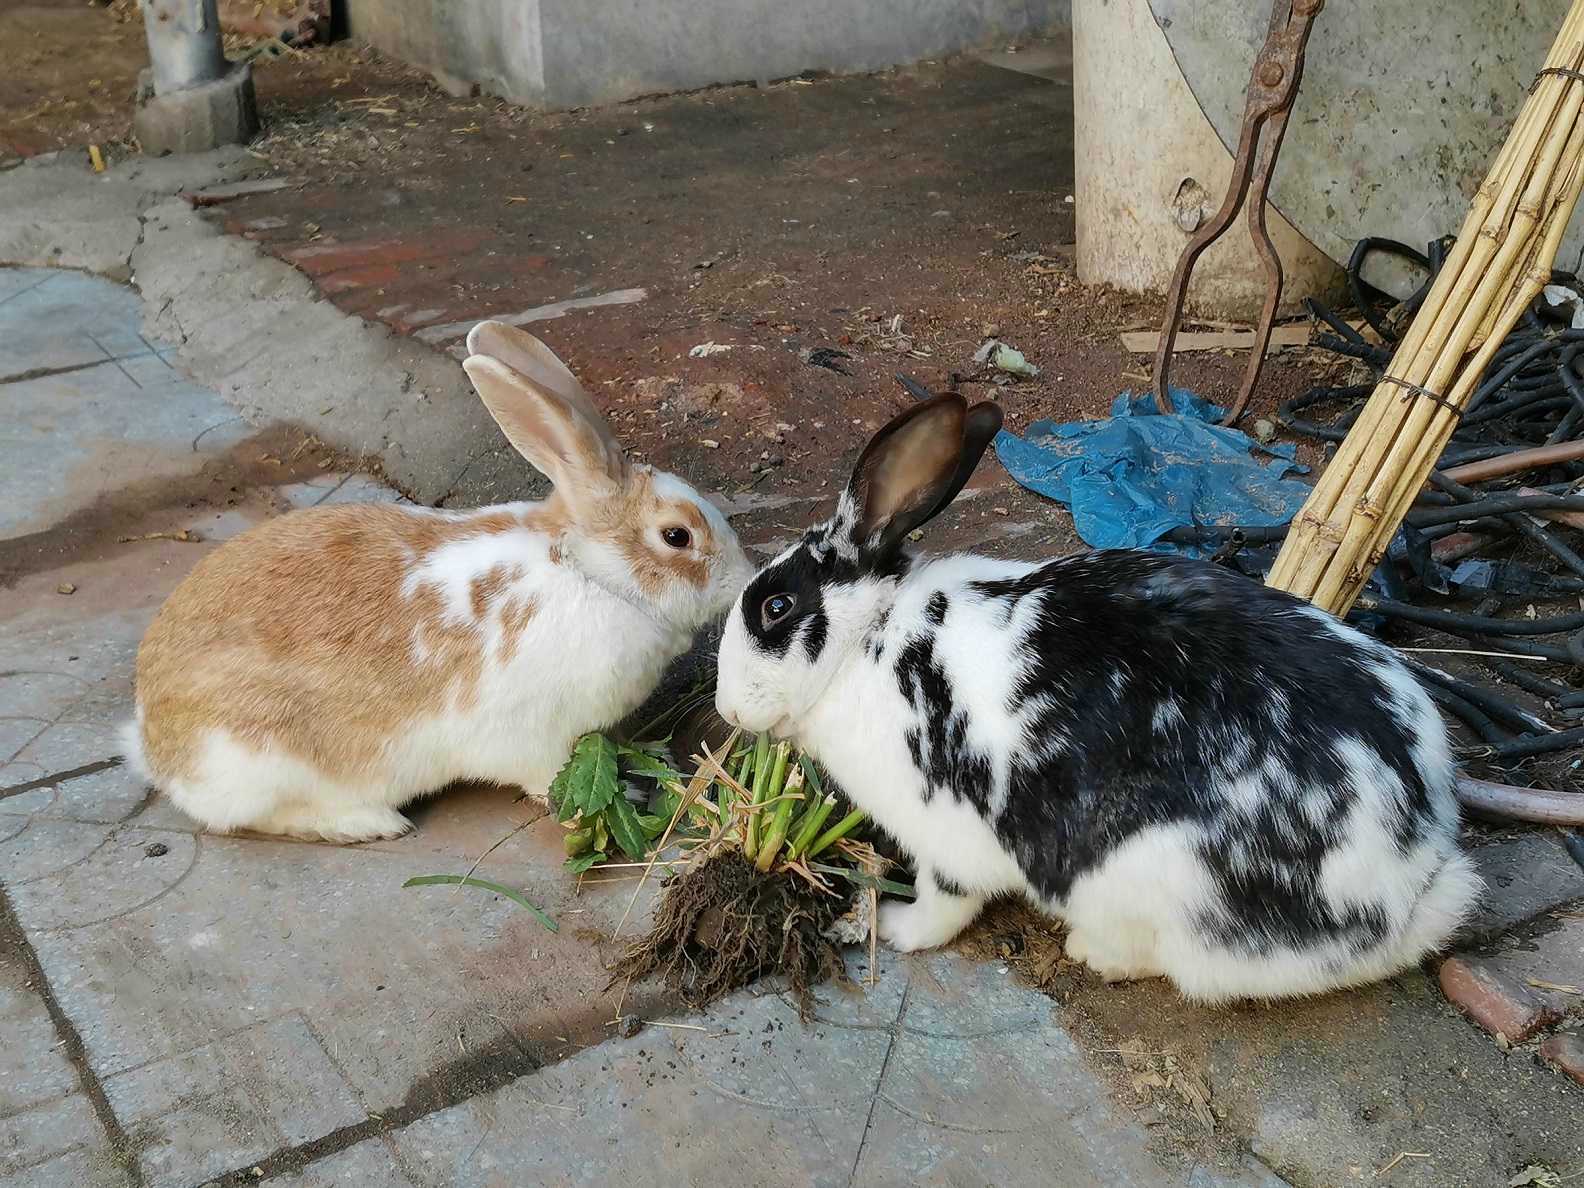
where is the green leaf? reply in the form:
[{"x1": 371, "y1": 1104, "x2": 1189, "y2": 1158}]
[
  {"x1": 621, "y1": 739, "x2": 672, "y2": 761},
  {"x1": 606, "y1": 794, "x2": 651, "y2": 861},
  {"x1": 564, "y1": 851, "x2": 607, "y2": 874},
  {"x1": 551, "y1": 733, "x2": 621, "y2": 819},
  {"x1": 555, "y1": 792, "x2": 580, "y2": 824},
  {"x1": 637, "y1": 813, "x2": 670, "y2": 839},
  {"x1": 402, "y1": 875, "x2": 558, "y2": 931},
  {"x1": 806, "y1": 864, "x2": 917, "y2": 898},
  {"x1": 654, "y1": 788, "x2": 682, "y2": 820},
  {"x1": 617, "y1": 746, "x2": 685, "y2": 787},
  {"x1": 797, "y1": 754, "x2": 826, "y2": 797}
]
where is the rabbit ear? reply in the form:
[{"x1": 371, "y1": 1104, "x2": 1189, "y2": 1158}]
[
  {"x1": 463, "y1": 351, "x2": 625, "y2": 518},
  {"x1": 463, "y1": 321, "x2": 627, "y2": 486},
  {"x1": 923, "y1": 400, "x2": 1003, "y2": 518},
  {"x1": 838, "y1": 393, "x2": 1003, "y2": 560}
]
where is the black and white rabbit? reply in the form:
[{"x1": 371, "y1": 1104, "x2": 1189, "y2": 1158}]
[{"x1": 715, "y1": 391, "x2": 1480, "y2": 1002}]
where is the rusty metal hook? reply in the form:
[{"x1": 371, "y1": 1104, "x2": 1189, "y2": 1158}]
[{"x1": 1152, "y1": 0, "x2": 1323, "y2": 426}]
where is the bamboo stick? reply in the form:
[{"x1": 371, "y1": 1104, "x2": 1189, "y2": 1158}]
[{"x1": 1266, "y1": 6, "x2": 1584, "y2": 613}]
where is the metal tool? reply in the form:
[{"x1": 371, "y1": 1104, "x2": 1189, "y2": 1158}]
[{"x1": 1153, "y1": 0, "x2": 1323, "y2": 425}]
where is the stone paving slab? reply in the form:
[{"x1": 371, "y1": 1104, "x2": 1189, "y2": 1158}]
[
  {"x1": 0, "y1": 269, "x2": 253, "y2": 539},
  {"x1": 377, "y1": 952, "x2": 1281, "y2": 1188}
]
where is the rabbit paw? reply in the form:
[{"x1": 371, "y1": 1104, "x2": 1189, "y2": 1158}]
[
  {"x1": 260, "y1": 805, "x2": 415, "y2": 845},
  {"x1": 879, "y1": 895, "x2": 979, "y2": 953}
]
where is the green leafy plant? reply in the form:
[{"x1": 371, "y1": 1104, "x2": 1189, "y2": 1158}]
[{"x1": 550, "y1": 733, "x2": 679, "y2": 871}]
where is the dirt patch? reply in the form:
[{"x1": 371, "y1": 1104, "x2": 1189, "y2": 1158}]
[
  {"x1": 952, "y1": 900, "x2": 1584, "y2": 1188},
  {"x1": 0, "y1": 424, "x2": 363, "y2": 588}
]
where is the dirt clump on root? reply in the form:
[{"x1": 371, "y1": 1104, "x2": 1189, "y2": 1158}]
[{"x1": 611, "y1": 851, "x2": 847, "y2": 1019}]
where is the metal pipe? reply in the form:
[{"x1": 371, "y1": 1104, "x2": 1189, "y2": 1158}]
[
  {"x1": 1439, "y1": 439, "x2": 1584, "y2": 484},
  {"x1": 140, "y1": 0, "x2": 226, "y2": 95}
]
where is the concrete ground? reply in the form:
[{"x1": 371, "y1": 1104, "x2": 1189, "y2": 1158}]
[{"x1": 1, "y1": 22, "x2": 1583, "y2": 1188}]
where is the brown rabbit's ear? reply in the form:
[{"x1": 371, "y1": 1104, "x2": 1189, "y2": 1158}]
[
  {"x1": 463, "y1": 352, "x2": 625, "y2": 518},
  {"x1": 463, "y1": 321, "x2": 627, "y2": 486}
]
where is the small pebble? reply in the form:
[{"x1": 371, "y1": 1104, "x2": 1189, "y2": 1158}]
[
  {"x1": 618, "y1": 1015, "x2": 644, "y2": 1038},
  {"x1": 144, "y1": 842, "x2": 170, "y2": 858},
  {"x1": 56, "y1": 583, "x2": 76, "y2": 595},
  {"x1": 1252, "y1": 418, "x2": 1277, "y2": 444}
]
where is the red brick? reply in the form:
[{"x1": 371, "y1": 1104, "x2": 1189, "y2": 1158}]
[
  {"x1": 1439, "y1": 956, "x2": 1563, "y2": 1043},
  {"x1": 283, "y1": 231, "x2": 487, "y2": 277},
  {"x1": 1538, "y1": 1032, "x2": 1584, "y2": 1086},
  {"x1": 318, "y1": 262, "x2": 403, "y2": 295}
]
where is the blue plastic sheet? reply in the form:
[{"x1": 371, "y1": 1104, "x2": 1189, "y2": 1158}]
[{"x1": 992, "y1": 388, "x2": 1313, "y2": 555}]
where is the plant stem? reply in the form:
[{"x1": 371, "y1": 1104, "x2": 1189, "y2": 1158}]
[
  {"x1": 788, "y1": 792, "x2": 837, "y2": 859},
  {"x1": 807, "y1": 809, "x2": 866, "y2": 859},
  {"x1": 756, "y1": 761, "x2": 802, "y2": 872},
  {"x1": 742, "y1": 732, "x2": 772, "y2": 861}
]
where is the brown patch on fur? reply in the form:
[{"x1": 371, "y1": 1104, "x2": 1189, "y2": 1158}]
[
  {"x1": 133, "y1": 502, "x2": 560, "y2": 784},
  {"x1": 496, "y1": 594, "x2": 540, "y2": 665},
  {"x1": 469, "y1": 562, "x2": 522, "y2": 620}
]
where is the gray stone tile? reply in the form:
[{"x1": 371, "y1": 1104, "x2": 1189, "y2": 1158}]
[
  {"x1": 0, "y1": 1147, "x2": 132, "y2": 1188},
  {"x1": 12, "y1": 809, "x2": 653, "y2": 1118},
  {"x1": 1466, "y1": 832, "x2": 1584, "y2": 939},
  {"x1": 1, "y1": 819, "x2": 119, "y2": 885},
  {"x1": 0, "y1": 270, "x2": 262, "y2": 540},
  {"x1": 387, "y1": 953, "x2": 1269, "y2": 1188},
  {"x1": 9, "y1": 723, "x2": 122, "y2": 780},
  {"x1": 0, "y1": 1094, "x2": 101, "y2": 1179},
  {"x1": 0, "y1": 981, "x2": 77, "y2": 1115},
  {"x1": 278, "y1": 1139, "x2": 414, "y2": 1187},
  {"x1": 0, "y1": 671, "x2": 95, "y2": 731},
  {"x1": 103, "y1": 1015, "x2": 364, "y2": 1188},
  {"x1": 0, "y1": 722, "x2": 47, "y2": 765},
  {"x1": 6, "y1": 825, "x2": 196, "y2": 934}
]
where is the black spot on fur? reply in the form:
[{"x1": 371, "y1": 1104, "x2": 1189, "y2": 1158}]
[
  {"x1": 933, "y1": 870, "x2": 970, "y2": 898},
  {"x1": 926, "y1": 591, "x2": 949, "y2": 625},
  {"x1": 892, "y1": 630, "x2": 992, "y2": 814}
]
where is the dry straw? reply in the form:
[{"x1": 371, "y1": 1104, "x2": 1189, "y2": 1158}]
[{"x1": 1266, "y1": 2, "x2": 1584, "y2": 613}]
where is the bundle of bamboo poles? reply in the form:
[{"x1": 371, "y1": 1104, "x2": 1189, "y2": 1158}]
[{"x1": 1266, "y1": 2, "x2": 1584, "y2": 614}]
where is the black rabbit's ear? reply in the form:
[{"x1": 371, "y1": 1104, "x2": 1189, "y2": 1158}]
[{"x1": 831, "y1": 394, "x2": 1004, "y2": 564}]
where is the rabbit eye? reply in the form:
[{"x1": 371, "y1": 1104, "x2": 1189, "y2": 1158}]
[
  {"x1": 761, "y1": 593, "x2": 796, "y2": 627},
  {"x1": 661, "y1": 526, "x2": 692, "y2": 549}
]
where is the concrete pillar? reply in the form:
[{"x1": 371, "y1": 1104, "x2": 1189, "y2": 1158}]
[
  {"x1": 133, "y1": 0, "x2": 259, "y2": 155},
  {"x1": 1073, "y1": 0, "x2": 1342, "y2": 319}
]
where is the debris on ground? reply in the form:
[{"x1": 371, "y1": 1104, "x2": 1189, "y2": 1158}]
[
  {"x1": 1118, "y1": 322, "x2": 1314, "y2": 355},
  {"x1": 688, "y1": 341, "x2": 733, "y2": 358},
  {"x1": 974, "y1": 337, "x2": 1041, "y2": 378},
  {"x1": 799, "y1": 346, "x2": 853, "y2": 374}
]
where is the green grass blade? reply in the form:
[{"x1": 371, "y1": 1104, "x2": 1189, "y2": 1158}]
[
  {"x1": 806, "y1": 808, "x2": 866, "y2": 858},
  {"x1": 807, "y1": 864, "x2": 917, "y2": 899},
  {"x1": 402, "y1": 875, "x2": 558, "y2": 932},
  {"x1": 743, "y1": 732, "x2": 772, "y2": 860}
]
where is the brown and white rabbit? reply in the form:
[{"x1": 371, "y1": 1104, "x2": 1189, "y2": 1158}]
[{"x1": 122, "y1": 321, "x2": 754, "y2": 843}]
